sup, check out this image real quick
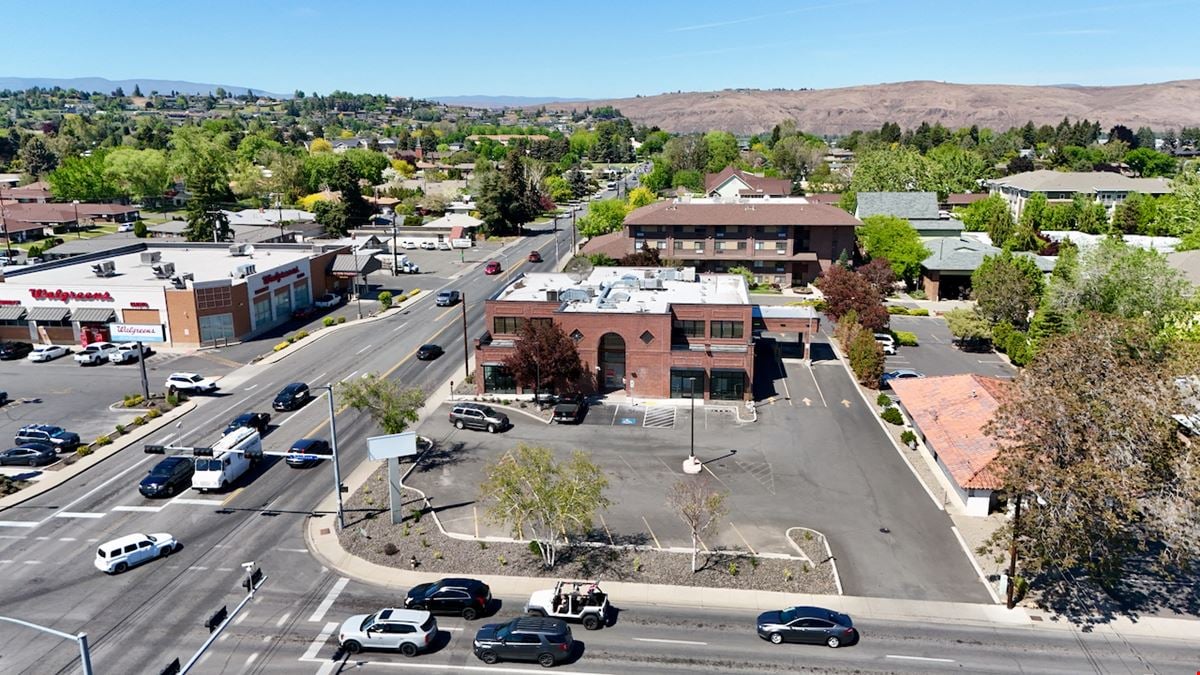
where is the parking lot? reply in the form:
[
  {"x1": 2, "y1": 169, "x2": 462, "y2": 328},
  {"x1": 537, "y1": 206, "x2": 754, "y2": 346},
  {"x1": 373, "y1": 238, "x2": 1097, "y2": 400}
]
[{"x1": 884, "y1": 315, "x2": 1016, "y2": 380}]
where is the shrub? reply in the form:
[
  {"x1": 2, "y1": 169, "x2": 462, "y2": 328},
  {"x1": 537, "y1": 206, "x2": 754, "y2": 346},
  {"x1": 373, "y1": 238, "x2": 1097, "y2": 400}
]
[
  {"x1": 876, "y1": 393, "x2": 892, "y2": 407},
  {"x1": 783, "y1": 567, "x2": 794, "y2": 582},
  {"x1": 991, "y1": 321, "x2": 1014, "y2": 351},
  {"x1": 1004, "y1": 331, "x2": 1033, "y2": 366},
  {"x1": 909, "y1": 289, "x2": 927, "y2": 299},
  {"x1": 402, "y1": 523, "x2": 411, "y2": 537},
  {"x1": 76, "y1": 446, "x2": 94, "y2": 457},
  {"x1": 900, "y1": 429, "x2": 918, "y2": 446},
  {"x1": 295, "y1": 330, "x2": 309, "y2": 340},
  {"x1": 895, "y1": 330, "x2": 918, "y2": 347},
  {"x1": 908, "y1": 308, "x2": 930, "y2": 316},
  {"x1": 114, "y1": 424, "x2": 126, "y2": 435},
  {"x1": 887, "y1": 305, "x2": 910, "y2": 315},
  {"x1": 420, "y1": 536, "x2": 430, "y2": 548},
  {"x1": 408, "y1": 507, "x2": 423, "y2": 523},
  {"x1": 286, "y1": 336, "x2": 296, "y2": 344},
  {"x1": 146, "y1": 408, "x2": 162, "y2": 419},
  {"x1": 382, "y1": 542, "x2": 399, "y2": 556},
  {"x1": 133, "y1": 416, "x2": 146, "y2": 426},
  {"x1": 432, "y1": 550, "x2": 443, "y2": 560},
  {"x1": 133, "y1": 221, "x2": 148, "y2": 238},
  {"x1": 273, "y1": 341, "x2": 290, "y2": 352},
  {"x1": 95, "y1": 435, "x2": 112, "y2": 446},
  {"x1": 337, "y1": 316, "x2": 346, "y2": 324},
  {"x1": 633, "y1": 556, "x2": 643, "y2": 573},
  {"x1": 378, "y1": 291, "x2": 393, "y2": 310},
  {"x1": 478, "y1": 540, "x2": 488, "y2": 550},
  {"x1": 848, "y1": 329, "x2": 885, "y2": 387},
  {"x1": 407, "y1": 289, "x2": 421, "y2": 299},
  {"x1": 323, "y1": 317, "x2": 336, "y2": 327},
  {"x1": 880, "y1": 406, "x2": 904, "y2": 425},
  {"x1": 750, "y1": 556, "x2": 760, "y2": 569},
  {"x1": 727, "y1": 561, "x2": 739, "y2": 576},
  {"x1": 497, "y1": 554, "x2": 508, "y2": 566},
  {"x1": 528, "y1": 540, "x2": 543, "y2": 557}
]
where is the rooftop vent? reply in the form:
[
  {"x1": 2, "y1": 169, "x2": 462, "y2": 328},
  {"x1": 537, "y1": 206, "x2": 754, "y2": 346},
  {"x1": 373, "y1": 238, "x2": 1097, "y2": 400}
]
[
  {"x1": 170, "y1": 272, "x2": 194, "y2": 290},
  {"x1": 231, "y1": 263, "x2": 256, "y2": 279},
  {"x1": 140, "y1": 251, "x2": 161, "y2": 265},
  {"x1": 91, "y1": 260, "x2": 116, "y2": 277},
  {"x1": 151, "y1": 262, "x2": 176, "y2": 279},
  {"x1": 229, "y1": 243, "x2": 250, "y2": 256}
]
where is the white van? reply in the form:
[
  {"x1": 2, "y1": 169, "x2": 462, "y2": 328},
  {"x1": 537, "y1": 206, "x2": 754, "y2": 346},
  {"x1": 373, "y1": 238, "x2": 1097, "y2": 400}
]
[{"x1": 193, "y1": 427, "x2": 261, "y2": 492}]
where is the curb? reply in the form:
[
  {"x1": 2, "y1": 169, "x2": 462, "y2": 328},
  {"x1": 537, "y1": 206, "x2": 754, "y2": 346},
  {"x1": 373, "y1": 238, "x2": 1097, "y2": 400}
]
[
  {"x1": 0, "y1": 400, "x2": 197, "y2": 511},
  {"x1": 255, "y1": 291, "x2": 426, "y2": 365}
]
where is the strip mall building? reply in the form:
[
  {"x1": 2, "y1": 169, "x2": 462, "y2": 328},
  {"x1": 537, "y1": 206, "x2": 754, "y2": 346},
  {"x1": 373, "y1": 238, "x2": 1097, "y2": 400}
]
[{"x1": 0, "y1": 242, "x2": 349, "y2": 347}]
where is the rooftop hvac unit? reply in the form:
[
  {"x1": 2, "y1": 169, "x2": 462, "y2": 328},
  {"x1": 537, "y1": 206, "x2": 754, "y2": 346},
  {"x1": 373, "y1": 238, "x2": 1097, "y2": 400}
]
[
  {"x1": 140, "y1": 251, "x2": 161, "y2": 265},
  {"x1": 91, "y1": 261, "x2": 116, "y2": 277},
  {"x1": 640, "y1": 278, "x2": 664, "y2": 290},
  {"x1": 229, "y1": 243, "x2": 250, "y2": 256},
  {"x1": 232, "y1": 263, "x2": 257, "y2": 279},
  {"x1": 170, "y1": 273, "x2": 194, "y2": 289},
  {"x1": 151, "y1": 262, "x2": 175, "y2": 279}
]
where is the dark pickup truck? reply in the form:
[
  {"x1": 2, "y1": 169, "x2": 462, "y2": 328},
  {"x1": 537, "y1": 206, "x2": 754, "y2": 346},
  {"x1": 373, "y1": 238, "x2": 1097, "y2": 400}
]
[{"x1": 551, "y1": 394, "x2": 587, "y2": 424}]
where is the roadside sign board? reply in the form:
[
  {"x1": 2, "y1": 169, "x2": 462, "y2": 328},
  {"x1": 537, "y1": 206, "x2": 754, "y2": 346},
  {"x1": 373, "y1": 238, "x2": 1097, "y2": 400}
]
[
  {"x1": 367, "y1": 431, "x2": 418, "y2": 460},
  {"x1": 110, "y1": 323, "x2": 166, "y2": 343}
]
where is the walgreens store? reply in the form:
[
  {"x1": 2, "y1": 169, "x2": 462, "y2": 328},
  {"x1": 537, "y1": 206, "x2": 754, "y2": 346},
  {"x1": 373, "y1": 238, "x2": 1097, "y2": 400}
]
[{"x1": 0, "y1": 242, "x2": 347, "y2": 348}]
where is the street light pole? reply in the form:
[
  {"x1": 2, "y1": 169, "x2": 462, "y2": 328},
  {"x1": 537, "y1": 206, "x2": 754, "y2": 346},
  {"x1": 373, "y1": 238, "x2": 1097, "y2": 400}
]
[
  {"x1": 72, "y1": 200, "x2": 81, "y2": 239},
  {"x1": 683, "y1": 377, "x2": 702, "y2": 474},
  {"x1": 0, "y1": 616, "x2": 94, "y2": 675},
  {"x1": 391, "y1": 212, "x2": 398, "y2": 276},
  {"x1": 460, "y1": 291, "x2": 470, "y2": 381},
  {"x1": 318, "y1": 384, "x2": 346, "y2": 530}
]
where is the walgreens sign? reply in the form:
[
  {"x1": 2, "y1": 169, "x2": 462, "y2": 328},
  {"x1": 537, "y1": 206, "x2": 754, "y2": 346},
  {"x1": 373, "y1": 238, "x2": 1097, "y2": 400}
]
[{"x1": 30, "y1": 289, "x2": 114, "y2": 302}]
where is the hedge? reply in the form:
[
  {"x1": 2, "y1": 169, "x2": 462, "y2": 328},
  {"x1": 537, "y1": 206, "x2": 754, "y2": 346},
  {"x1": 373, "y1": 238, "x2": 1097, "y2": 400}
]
[
  {"x1": 895, "y1": 330, "x2": 918, "y2": 347},
  {"x1": 880, "y1": 407, "x2": 904, "y2": 425}
]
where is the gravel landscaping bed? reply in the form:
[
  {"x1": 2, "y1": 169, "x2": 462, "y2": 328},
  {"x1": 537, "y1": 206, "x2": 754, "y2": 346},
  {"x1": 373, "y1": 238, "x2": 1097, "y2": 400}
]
[{"x1": 338, "y1": 465, "x2": 838, "y2": 595}]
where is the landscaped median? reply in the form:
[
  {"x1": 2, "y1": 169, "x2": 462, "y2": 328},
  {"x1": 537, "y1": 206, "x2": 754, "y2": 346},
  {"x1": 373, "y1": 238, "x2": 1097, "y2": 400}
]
[{"x1": 258, "y1": 288, "x2": 424, "y2": 361}]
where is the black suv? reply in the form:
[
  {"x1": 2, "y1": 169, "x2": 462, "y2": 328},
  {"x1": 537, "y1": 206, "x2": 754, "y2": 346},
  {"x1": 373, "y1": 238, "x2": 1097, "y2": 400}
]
[
  {"x1": 14, "y1": 424, "x2": 80, "y2": 452},
  {"x1": 405, "y1": 578, "x2": 492, "y2": 620},
  {"x1": 139, "y1": 456, "x2": 195, "y2": 498},
  {"x1": 273, "y1": 382, "x2": 311, "y2": 411},
  {"x1": 473, "y1": 616, "x2": 574, "y2": 668},
  {"x1": 551, "y1": 394, "x2": 588, "y2": 424},
  {"x1": 223, "y1": 412, "x2": 271, "y2": 435},
  {"x1": 0, "y1": 341, "x2": 33, "y2": 360}
]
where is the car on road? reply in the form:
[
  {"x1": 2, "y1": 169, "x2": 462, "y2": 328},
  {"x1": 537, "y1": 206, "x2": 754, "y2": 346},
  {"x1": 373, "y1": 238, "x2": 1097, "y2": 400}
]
[
  {"x1": 338, "y1": 608, "x2": 437, "y2": 657},
  {"x1": 273, "y1": 382, "x2": 311, "y2": 411},
  {"x1": 224, "y1": 412, "x2": 271, "y2": 435},
  {"x1": 286, "y1": 438, "x2": 331, "y2": 468},
  {"x1": 74, "y1": 342, "x2": 120, "y2": 365},
  {"x1": 524, "y1": 580, "x2": 608, "y2": 630},
  {"x1": 756, "y1": 606, "x2": 856, "y2": 648},
  {"x1": 416, "y1": 343, "x2": 443, "y2": 361},
  {"x1": 27, "y1": 344, "x2": 69, "y2": 362},
  {"x1": 314, "y1": 293, "x2": 342, "y2": 308},
  {"x1": 448, "y1": 403, "x2": 509, "y2": 434},
  {"x1": 404, "y1": 578, "x2": 492, "y2": 620},
  {"x1": 880, "y1": 369, "x2": 925, "y2": 388},
  {"x1": 473, "y1": 616, "x2": 574, "y2": 668},
  {"x1": 435, "y1": 290, "x2": 461, "y2": 306},
  {"x1": 419, "y1": 240, "x2": 437, "y2": 250},
  {"x1": 138, "y1": 456, "x2": 195, "y2": 498},
  {"x1": 0, "y1": 443, "x2": 58, "y2": 467},
  {"x1": 400, "y1": 240, "x2": 417, "y2": 250},
  {"x1": 94, "y1": 532, "x2": 181, "y2": 574},
  {"x1": 109, "y1": 343, "x2": 153, "y2": 364},
  {"x1": 14, "y1": 424, "x2": 80, "y2": 451},
  {"x1": 165, "y1": 372, "x2": 219, "y2": 393},
  {"x1": 0, "y1": 341, "x2": 33, "y2": 360},
  {"x1": 528, "y1": 250, "x2": 543, "y2": 263},
  {"x1": 484, "y1": 261, "x2": 502, "y2": 275},
  {"x1": 551, "y1": 394, "x2": 587, "y2": 424}
]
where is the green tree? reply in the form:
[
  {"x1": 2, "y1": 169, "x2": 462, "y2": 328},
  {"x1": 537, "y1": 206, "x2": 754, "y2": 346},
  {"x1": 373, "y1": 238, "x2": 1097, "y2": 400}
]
[
  {"x1": 848, "y1": 327, "x2": 886, "y2": 387},
  {"x1": 1124, "y1": 148, "x2": 1176, "y2": 177},
  {"x1": 132, "y1": 221, "x2": 148, "y2": 238},
  {"x1": 770, "y1": 134, "x2": 825, "y2": 183},
  {"x1": 48, "y1": 151, "x2": 120, "y2": 202},
  {"x1": 342, "y1": 148, "x2": 391, "y2": 184},
  {"x1": 662, "y1": 135, "x2": 708, "y2": 174},
  {"x1": 971, "y1": 250, "x2": 1045, "y2": 328},
  {"x1": 577, "y1": 199, "x2": 629, "y2": 238},
  {"x1": 104, "y1": 148, "x2": 170, "y2": 204},
  {"x1": 847, "y1": 146, "x2": 937, "y2": 197},
  {"x1": 544, "y1": 175, "x2": 573, "y2": 204},
  {"x1": 1048, "y1": 236, "x2": 1192, "y2": 327},
  {"x1": 479, "y1": 444, "x2": 610, "y2": 568},
  {"x1": 313, "y1": 199, "x2": 350, "y2": 237},
  {"x1": 702, "y1": 130, "x2": 740, "y2": 174},
  {"x1": 957, "y1": 194, "x2": 1015, "y2": 239},
  {"x1": 329, "y1": 156, "x2": 372, "y2": 227},
  {"x1": 171, "y1": 126, "x2": 235, "y2": 242},
  {"x1": 856, "y1": 215, "x2": 931, "y2": 287},
  {"x1": 667, "y1": 477, "x2": 727, "y2": 573},
  {"x1": 1111, "y1": 192, "x2": 1157, "y2": 235},
  {"x1": 1149, "y1": 163, "x2": 1200, "y2": 237},
  {"x1": 943, "y1": 307, "x2": 993, "y2": 344},
  {"x1": 928, "y1": 142, "x2": 987, "y2": 194},
  {"x1": 1071, "y1": 194, "x2": 1109, "y2": 234},
  {"x1": 337, "y1": 373, "x2": 426, "y2": 435},
  {"x1": 19, "y1": 135, "x2": 58, "y2": 177},
  {"x1": 626, "y1": 186, "x2": 655, "y2": 209}
]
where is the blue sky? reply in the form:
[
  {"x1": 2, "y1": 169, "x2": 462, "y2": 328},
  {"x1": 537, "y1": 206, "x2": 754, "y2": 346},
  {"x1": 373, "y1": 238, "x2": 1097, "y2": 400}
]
[{"x1": 3, "y1": 0, "x2": 1198, "y2": 98}]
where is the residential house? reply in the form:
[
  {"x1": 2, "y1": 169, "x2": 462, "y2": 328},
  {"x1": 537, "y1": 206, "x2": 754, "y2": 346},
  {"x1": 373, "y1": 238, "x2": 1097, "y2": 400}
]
[
  {"x1": 703, "y1": 167, "x2": 792, "y2": 199},
  {"x1": 920, "y1": 235, "x2": 1054, "y2": 300},
  {"x1": 466, "y1": 134, "x2": 550, "y2": 146},
  {"x1": 0, "y1": 181, "x2": 53, "y2": 203},
  {"x1": 941, "y1": 193, "x2": 988, "y2": 212},
  {"x1": 855, "y1": 191, "x2": 964, "y2": 237},
  {"x1": 985, "y1": 170, "x2": 1173, "y2": 220}
]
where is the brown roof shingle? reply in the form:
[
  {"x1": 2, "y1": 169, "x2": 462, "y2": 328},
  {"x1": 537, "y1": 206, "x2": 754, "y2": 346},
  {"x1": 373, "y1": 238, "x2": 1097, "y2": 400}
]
[
  {"x1": 580, "y1": 230, "x2": 635, "y2": 260},
  {"x1": 624, "y1": 199, "x2": 861, "y2": 227},
  {"x1": 704, "y1": 167, "x2": 791, "y2": 196}
]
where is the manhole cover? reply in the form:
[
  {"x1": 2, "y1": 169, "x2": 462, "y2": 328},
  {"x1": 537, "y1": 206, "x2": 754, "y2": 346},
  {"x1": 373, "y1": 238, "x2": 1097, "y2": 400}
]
[{"x1": 319, "y1": 528, "x2": 331, "y2": 535}]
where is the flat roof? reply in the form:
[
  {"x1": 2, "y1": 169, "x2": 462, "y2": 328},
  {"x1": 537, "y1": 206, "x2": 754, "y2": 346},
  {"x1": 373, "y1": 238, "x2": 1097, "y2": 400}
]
[
  {"x1": 494, "y1": 266, "x2": 749, "y2": 314},
  {"x1": 5, "y1": 245, "x2": 316, "y2": 289}
]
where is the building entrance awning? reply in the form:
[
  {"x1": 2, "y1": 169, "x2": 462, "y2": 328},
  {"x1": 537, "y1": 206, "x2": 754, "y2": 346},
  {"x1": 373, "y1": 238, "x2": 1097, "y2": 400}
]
[
  {"x1": 71, "y1": 307, "x2": 116, "y2": 323},
  {"x1": 0, "y1": 305, "x2": 27, "y2": 321},
  {"x1": 26, "y1": 306, "x2": 70, "y2": 322}
]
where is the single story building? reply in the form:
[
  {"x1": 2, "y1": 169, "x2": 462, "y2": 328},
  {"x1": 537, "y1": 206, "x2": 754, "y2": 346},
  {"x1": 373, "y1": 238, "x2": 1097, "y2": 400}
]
[
  {"x1": 920, "y1": 235, "x2": 1054, "y2": 300},
  {"x1": 855, "y1": 191, "x2": 964, "y2": 237}
]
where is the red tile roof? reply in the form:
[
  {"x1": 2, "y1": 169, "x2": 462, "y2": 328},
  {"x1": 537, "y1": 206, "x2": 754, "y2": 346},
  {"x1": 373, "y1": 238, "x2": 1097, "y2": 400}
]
[
  {"x1": 704, "y1": 167, "x2": 791, "y2": 196},
  {"x1": 624, "y1": 199, "x2": 861, "y2": 227},
  {"x1": 890, "y1": 374, "x2": 1012, "y2": 490},
  {"x1": 579, "y1": 230, "x2": 634, "y2": 260}
]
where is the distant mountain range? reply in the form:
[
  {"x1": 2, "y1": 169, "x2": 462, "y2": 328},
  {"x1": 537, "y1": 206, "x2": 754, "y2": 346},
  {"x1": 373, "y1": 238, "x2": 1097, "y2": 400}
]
[
  {"x1": 0, "y1": 76, "x2": 282, "y2": 97},
  {"x1": 536, "y1": 79, "x2": 1200, "y2": 136},
  {"x1": 431, "y1": 94, "x2": 588, "y2": 108}
]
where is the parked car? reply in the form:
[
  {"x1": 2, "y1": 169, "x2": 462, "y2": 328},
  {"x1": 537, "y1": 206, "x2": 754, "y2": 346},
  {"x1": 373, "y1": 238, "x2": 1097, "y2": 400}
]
[
  {"x1": 0, "y1": 389, "x2": 6, "y2": 406},
  {"x1": 138, "y1": 456, "x2": 195, "y2": 498},
  {"x1": 14, "y1": 424, "x2": 80, "y2": 451},
  {"x1": 93, "y1": 532, "x2": 181, "y2": 574},
  {"x1": 435, "y1": 290, "x2": 461, "y2": 307},
  {"x1": 117, "y1": 222, "x2": 135, "y2": 233},
  {"x1": 291, "y1": 305, "x2": 316, "y2": 320},
  {"x1": 472, "y1": 616, "x2": 574, "y2": 667},
  {"x1": 437, "y1": 240, "x2": 452, "y2": 251},
  {"x1": 0, "y1": 341, "x2": 33, "y2": 360},
  {"x1": 400, "y1": 240, "x2": 418, "y2": 250},
  {"x1": 0, "y1": 444, "x2": 58, "y2": 467},
  {"x1": 874, "y1": 333, "x2": 896, "y2": 355},
  {"x1": 416, "y1": 344, "x2": 443, "y2": 361},
  {"x1": 315, "y1": 293, "x2": 343, "y2": 309},
  {"x1": 109, "y1": 343, "x2": 153, "y2": 364},
  {"x1": 74, "y1": 342, "x2": 119, "y2": 365},
  {"x1": 224, "y1": 412, "x2": 271, "y2": 435},
  {"x1": 404, "y1": 578, "x2": 492, "y2": 620},
  {"x1": 880, "y1": 369, "x2": 925, "y2": 388},
  {"x1": 419, "y1": 240, "x2": 437, "y2": 250},
  {"x1": 448, "y1": 403, "x2": 509, "y2": 433},
  {"x1": 551, "y1": 394, "x2": 588, "y2": 424},
  {"x1": 165, "y1": 372, "x2": 219, "y2": 393},
  {"x1": 756, "y1": 606, "x2": 856, "y2": 648},
  {"x1": 273, "y1": 382, "x2": 311, "y2": 411},
  {"x1": 338, "y1": 608, "x2": 437, "y2": 657},
  {"x1": 484, "y1": 261, "x2": 502, "y2": 275},
  {"x1": 286, "y1": 438, "x2": 331, "y2": 468},
  {"x1": 524, "y1": 580, "x2": 609, "y2": 630},
  {"x1": 27, "y1": 344, "x2": 69, "y2": 362},
  {"x1": 528, "y1": 250, "x2": 543, "y2": 263}
]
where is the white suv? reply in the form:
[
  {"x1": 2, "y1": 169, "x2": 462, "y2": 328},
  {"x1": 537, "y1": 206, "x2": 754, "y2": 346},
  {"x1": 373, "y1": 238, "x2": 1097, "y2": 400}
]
[
  {"x1": 339, "y1": 608, "x2": 437, "y2": 656},
  {"x1": 74, "y1": 342, "x2": 119, "y2": 365},
  {"x1": 94, "y1": 532, "x2": 180, "y2": 574},
  {"x1": 165, "y1": 372, "x2": 219, "y2": 393}
]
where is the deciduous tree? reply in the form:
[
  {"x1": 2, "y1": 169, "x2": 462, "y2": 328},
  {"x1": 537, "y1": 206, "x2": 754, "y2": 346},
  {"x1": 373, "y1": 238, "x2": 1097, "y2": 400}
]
[
  {"x1": 104, "y1": 148, "x2": 170, "y2": 204},
  {"x1": 502, "y1": 319, "x2": 584, "y2": 396},
  {"x1": 576, "y1": 199, "x2": 629, "y2": 238},
  {"x1": 817, "y1": 265, "x2": 889, "y2": 331},
  {"x1": 19, "y1": 135, "x2": 58, "y2": 177},
  {"x1": 856, "y1": 215, "x2": 931, "y2": 287},
  {"x1": 337, "y1": 373, "x2": 426, "y2": 435},
  {"x1": 1048, "y1": 236, "x2": 1192, "y2": 328},
  {"x1": 48, "y1": 150, "x2": 119, "y2": 202},
  {"x1": 1124, "y1": 148, "x2": 1176, "y2": 177},
  {"x1": 971, "y1": 250, "x2": 1045, "y2": 329},
  {"x1": 667, "y1": 478, "x2": 727, "y2": 573},
  {"x1": 857, "y1": 257, "x2": 896, "y2": 297},
  {"x1": 848, "y1": 328, "x2": 885, "y2": 387}
]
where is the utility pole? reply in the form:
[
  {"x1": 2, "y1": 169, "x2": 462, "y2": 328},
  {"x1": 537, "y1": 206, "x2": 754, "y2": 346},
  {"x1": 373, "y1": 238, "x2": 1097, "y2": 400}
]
[
  {"x1": 137, "y1": 341, "x2": 150, "y2": 400},
  {"x1": 319, "y1": 384, "x2": 346, "y2": 530},
  {"x1": 460, "y1": 292, "x2": 470, "y2": 381},
  {"x1": 1005, "y1": 493, "x2": 1023, "y2": 609}
]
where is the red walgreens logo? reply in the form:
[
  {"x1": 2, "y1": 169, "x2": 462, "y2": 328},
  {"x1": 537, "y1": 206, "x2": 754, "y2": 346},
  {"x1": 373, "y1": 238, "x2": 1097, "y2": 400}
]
[
  {"x1": 261, "y1": 267, "x2": 301, "y2": 285},
  {"x1": 29, "y1": 289, "x2": 114, "y2": 302}
]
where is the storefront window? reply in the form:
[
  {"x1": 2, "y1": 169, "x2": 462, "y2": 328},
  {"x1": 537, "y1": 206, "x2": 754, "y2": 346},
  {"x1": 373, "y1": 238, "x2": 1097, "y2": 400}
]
[
  {"x1": 274, "y1": 288, "x2": 292, "y2": 321},
  {"x1": 669, "y1": 369, "x2": 706, "y2": 398},
  {"x1": 710, "y1": 370, "x2": 746, "y2": 400},
  {"x1": 483, "y1": 365, "x2": 516, "y2": 394},
  {"x1": 253, "y1": 297, "x2": 272, "y2": 326},
  {"x1": 294, "y1": 285, "x2": 311, "y2": 308},
  {"x1": 199, "y1": 313, "x2": 235, "y2": 342}
]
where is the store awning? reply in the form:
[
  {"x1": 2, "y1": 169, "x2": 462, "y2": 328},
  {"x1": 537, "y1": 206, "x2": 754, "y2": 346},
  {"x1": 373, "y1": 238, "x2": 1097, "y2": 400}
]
[
  {"x1": 0, "y1": 306, "x2": 26, "y2": 321},
  {"x1": 330, "y1": 253, "x2": 382, "y2": 278},
  {"x1": 26, "y1": 306, "x2": 70, "y2": 322},
  {"x1": 71, "y1": 307, "x2": 116, "y2": 324}
]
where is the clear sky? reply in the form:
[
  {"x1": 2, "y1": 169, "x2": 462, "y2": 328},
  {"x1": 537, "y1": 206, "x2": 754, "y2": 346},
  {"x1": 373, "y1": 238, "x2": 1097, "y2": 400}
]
[{"x1": 3, "y1": 0, "x2": 1198, "y2": 99}]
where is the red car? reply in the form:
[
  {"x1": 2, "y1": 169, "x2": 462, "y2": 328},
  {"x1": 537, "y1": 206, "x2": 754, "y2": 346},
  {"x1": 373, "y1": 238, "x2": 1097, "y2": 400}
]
[
  {"x1": 484, "y1": 261, "x2": 502, "y2": 275},
  {"x1": 527, "y1": 250, "x2": 543, "y2": 263}
]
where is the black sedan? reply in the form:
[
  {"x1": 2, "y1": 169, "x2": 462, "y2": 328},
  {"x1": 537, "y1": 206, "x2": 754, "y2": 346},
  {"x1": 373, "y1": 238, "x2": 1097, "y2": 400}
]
[
  {"x1": 0, "y1": 341, "x2": 33, "y2": 360},
  {"x1": 416, "y1": 344, "x2": 444, "y2": 361},
  {"x1": 286, "y1": 438, "x2": 331, "y2": 468},
  {"x1": 273, "y1": 382, "x2": 311, "y2": 411},
  {"x1": 138, "y1": 456, "x2": 195, "y2": 497},
  {"x1": 756, "y1": 606, "x2": 856, "y2": 648},
  {"x1": 224, "y1": 412, "x2": 271, "y2": 435},
  {"x1": 0, "y1": 443, "x2": 58, "y2": 467}
]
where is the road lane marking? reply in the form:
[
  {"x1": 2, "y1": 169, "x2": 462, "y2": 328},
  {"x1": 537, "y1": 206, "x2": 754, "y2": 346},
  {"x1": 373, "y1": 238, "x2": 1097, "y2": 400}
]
[
  {"x1": 112, "y1": 505, "x2": 164, "y2": 512},
  {"x1": 22, "y1": 560, "x2": 41, "y2": 565},
  {"x1": 434, "y1": 306, "x2": 456, "y2": 321},
  {"x1": 301, "y1": 656, "x2": 619, "y2": 674},
  {"x1": 169, "y1": 497, "x2": 225, "y2": 506},
  {"x1": 308, "y1": 577, "x2": 349, "y2": 622},
  {"x1": 391, "y1": 322, "x2": 407, "y2": 333},
  {"x1": 339, "y1": 370, "x2": 359, "y2": 382},
  {"x1": 302, "y1": 621, "x2": 339, "y2": 660},
  {"x1": 0, "y1": 534, "x2": 26, "y2": 539},
  {"x1": 276, "y1": 548, "x2": 309, "y2": 553},
  {"x1": 275, "y1": 612, "x2": 291, "y2": 627},
  {"x1": 279, "y1": 408, "x2": 307, "y2": 428},
  {"x1": 244, "y1": 384, "x2": 259, "y2": 391},
  {"x1": 312, "y1": 371, "x2": 329, "y2": 384},
  {"x1": 632, "y1": 637, "x2": 708, "y2": 646},
  {"x1": 47, "y1": 453, "x2": 157, "y2": 521},
  {"x1": 221, "y1": 487, "x2": 245, "y2": 506},
  {"x1": 58, "y1": 537, "x2": 76, "y2": 542},
  {"x1": 0, "y1": 560, "x2": 12, "y2": 564},
  {"x1": 188, "y1": 566, "x2": 209, "y2": 571},
  {"x1": 886, "y1": 655, "x2": 955, "y2": 663},
  {"x1": 217, "y1": 567, "x2": 233, "y2": 572},
  {"x1": 234, "y1": 611, "x2": 249, "y2": 625},
  {"x1": 36, "y1": 536, "x2": 50, "y2": 540},
  {"x1": 355, "y1": 344, "x2": 373, "y2": 355},
  {"x1": 54, "y1": 512, "x2": 106, "y2": 519}
]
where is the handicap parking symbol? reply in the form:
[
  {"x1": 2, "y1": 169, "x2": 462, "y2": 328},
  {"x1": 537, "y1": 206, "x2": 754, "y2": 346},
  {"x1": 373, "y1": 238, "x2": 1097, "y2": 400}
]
[{"x1": 618, "y1": 417, "x2": 638, "y2": 425}]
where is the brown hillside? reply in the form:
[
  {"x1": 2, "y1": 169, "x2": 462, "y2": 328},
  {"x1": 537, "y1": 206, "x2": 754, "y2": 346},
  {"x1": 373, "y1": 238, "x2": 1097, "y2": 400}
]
[{"x1": 539, "y1": 80, "x2": 1200, "y2": 136}]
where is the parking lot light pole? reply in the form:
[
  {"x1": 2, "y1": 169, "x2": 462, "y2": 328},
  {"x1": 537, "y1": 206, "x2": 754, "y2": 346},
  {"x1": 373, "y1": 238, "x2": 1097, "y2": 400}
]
[
  {"x1": 683, "y1": 377, "x2": 702, "y2": 474},
  {"x1": 0, "y1": 616, "x2": 93, "y2": 675},
  {"x1": 317, "y1": 384, "x2": 346, "y2": 530}
]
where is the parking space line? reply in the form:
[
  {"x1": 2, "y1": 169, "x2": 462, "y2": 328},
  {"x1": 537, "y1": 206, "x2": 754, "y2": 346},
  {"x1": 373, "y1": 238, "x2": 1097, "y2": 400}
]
[
  {"x1": 302, "y1": 621, "x2": 339, "y2": 660},
  {"x1": 641, "y1": 517, "x2": 662, "y2": 550},
  {"x1": 806, "y1": 363, "x2": 828, "y2": 407},
  {"x1": 728, "y1": 521, "x2": 757, "y2": 555},
  {"x1": 54, "y1": 512, "x2": 105, "y2": 519}
]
